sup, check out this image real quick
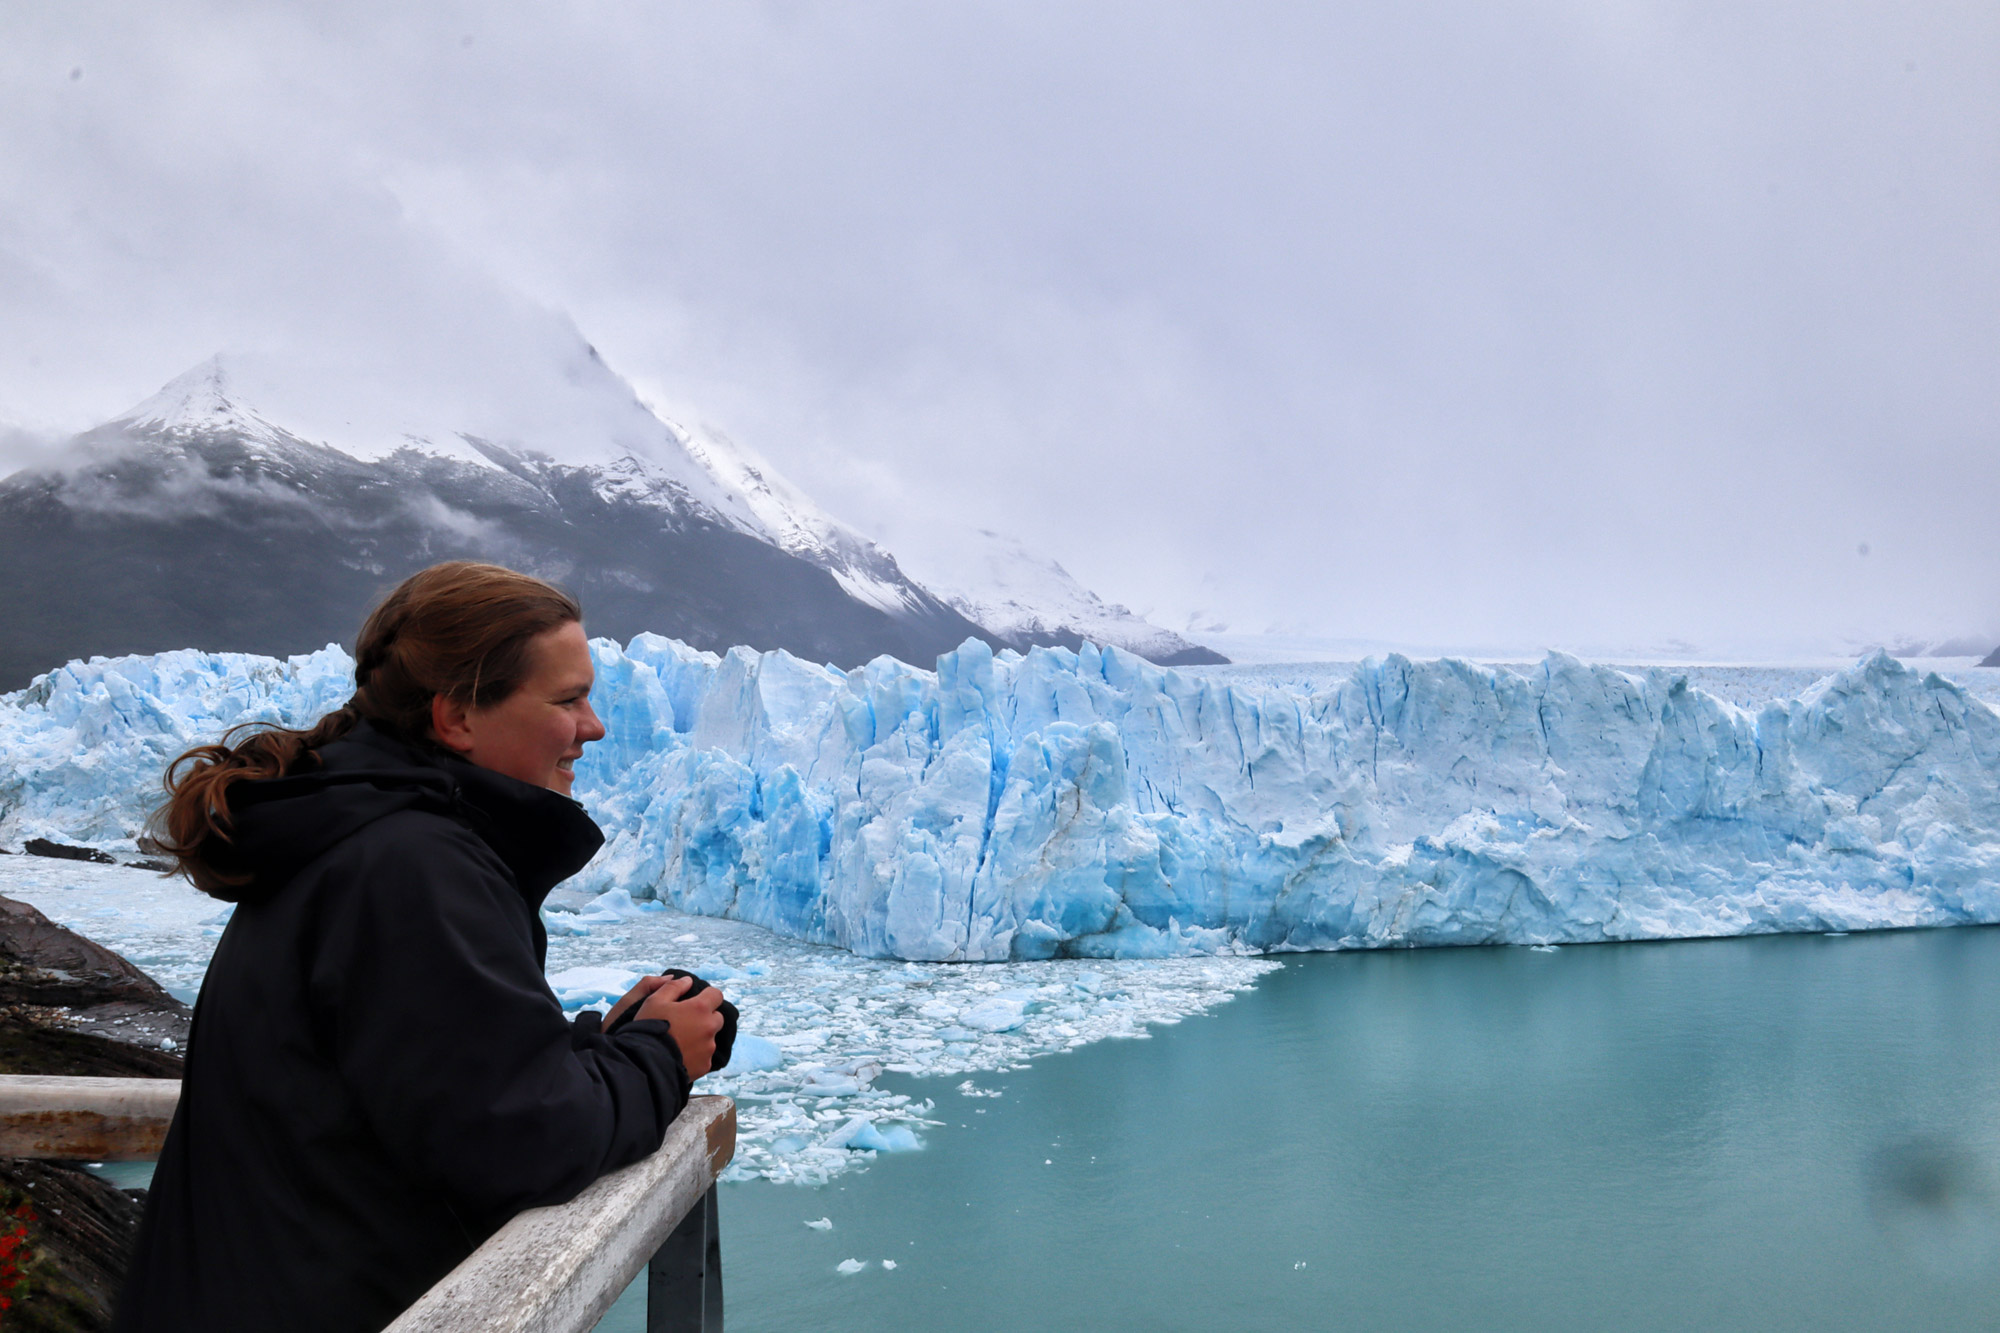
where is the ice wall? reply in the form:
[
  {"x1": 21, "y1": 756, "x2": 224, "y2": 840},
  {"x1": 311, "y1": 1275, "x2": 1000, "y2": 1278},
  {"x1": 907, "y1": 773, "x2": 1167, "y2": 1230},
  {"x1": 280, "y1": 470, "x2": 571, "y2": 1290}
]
[
  {"x1": 0, "y1": 647, "x2": 356, "y2": 846},
  {"x1": 6, "y1": 638, "x2": 1999, "y2": 960}
]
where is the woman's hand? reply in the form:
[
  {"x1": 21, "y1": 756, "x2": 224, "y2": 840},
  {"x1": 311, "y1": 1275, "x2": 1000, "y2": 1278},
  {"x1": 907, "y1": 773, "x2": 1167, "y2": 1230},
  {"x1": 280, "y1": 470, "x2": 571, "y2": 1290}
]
[
  {"x1": 603, "y1": 974, "x2": 676, "y2": 1031},
  {"x1": 635, "y1": 975, "x2": 728, "y2": 1079}
]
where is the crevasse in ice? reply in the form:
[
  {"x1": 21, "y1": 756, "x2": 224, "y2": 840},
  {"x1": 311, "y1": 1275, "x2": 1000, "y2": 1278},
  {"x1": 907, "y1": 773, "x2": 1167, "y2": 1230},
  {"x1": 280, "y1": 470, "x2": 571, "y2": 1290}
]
[{"x1": 4, "y1": 637, "x2": 1998, "y2": 960}]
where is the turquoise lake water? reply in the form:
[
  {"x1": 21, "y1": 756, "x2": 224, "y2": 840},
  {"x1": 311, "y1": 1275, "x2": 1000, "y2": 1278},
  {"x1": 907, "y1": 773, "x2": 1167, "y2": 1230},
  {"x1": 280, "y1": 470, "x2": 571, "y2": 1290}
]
[{"x1": 603, "y1": 926, "x2": 2000, "y2": 1331}]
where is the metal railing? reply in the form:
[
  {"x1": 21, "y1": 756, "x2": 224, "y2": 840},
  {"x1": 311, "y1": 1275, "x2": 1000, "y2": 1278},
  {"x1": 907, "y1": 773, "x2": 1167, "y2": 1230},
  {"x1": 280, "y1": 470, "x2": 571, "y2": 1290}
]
[{"x1": 0, "y1": 1075, "x2": 734, "y2": 1333}]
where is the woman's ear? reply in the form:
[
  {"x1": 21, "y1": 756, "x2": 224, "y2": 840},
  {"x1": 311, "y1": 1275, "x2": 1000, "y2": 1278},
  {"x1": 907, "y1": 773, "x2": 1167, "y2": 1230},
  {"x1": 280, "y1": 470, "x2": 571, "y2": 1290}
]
[{"x1": 430, "y1": 693, "x2": 477, "y2": 756}]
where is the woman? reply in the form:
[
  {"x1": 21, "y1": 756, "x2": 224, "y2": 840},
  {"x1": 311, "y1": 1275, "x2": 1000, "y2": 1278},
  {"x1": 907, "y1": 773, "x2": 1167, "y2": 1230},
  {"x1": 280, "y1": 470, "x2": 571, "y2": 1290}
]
[{"x1": 114, "y1": 562, "x2": 727, "y2": 1333}]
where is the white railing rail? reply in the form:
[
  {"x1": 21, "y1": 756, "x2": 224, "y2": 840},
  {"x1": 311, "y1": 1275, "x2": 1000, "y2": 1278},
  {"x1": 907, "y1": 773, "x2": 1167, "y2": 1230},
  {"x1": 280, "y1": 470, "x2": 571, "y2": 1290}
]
[
  {"x1": 387, "y1": 1096, "x2": 734, "y2": 1333},
  {"x1": 0, "y1": 1076, "x2": 735, "y2": 1333},
  {"x1": 0, "y1": 1074, "x2": 181, "y2": 1159}
]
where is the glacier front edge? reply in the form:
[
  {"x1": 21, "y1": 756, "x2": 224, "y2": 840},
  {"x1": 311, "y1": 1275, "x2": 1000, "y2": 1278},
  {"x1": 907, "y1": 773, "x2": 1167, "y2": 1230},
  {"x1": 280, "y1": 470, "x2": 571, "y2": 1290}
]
[{"x1": 5, "y1": 638, "x2": 1997, "y2": 961}]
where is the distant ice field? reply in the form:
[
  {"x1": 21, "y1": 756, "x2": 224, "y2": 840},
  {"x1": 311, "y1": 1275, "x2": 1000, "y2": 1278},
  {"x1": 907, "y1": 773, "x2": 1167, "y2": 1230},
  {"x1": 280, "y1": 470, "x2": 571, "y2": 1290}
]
[
  {"x1": 1183, "y1": 657, "x2": 2000, "y2": 710},
  {"x1": 0, "y1": 856, "x2": 1274, "y2": 1185}
]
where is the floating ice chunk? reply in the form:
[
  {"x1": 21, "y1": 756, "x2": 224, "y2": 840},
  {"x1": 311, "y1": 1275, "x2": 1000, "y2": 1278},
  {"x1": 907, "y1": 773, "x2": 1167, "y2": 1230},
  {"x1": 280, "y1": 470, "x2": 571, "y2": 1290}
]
[
  {"x1": 817, "y1": 1111, "x2": 920, "y2": 1153},
  {"x1": 542, "y1": 911, "x2": 591, "y2": 938},
  {"x1": 882, "y1": 1259, "x2": 897, "y2": 1270},
  {"x1": 836, "y1": 1259, "x2": 866, "y2": 1275},
  {"x1": 776, "y1": 1029, "x2": 828, "y2": 1053},
  {"x1": 821, "y1": 1115, "x2": 878, "y2": 1150},
  {"x1": 804, "y1": 1218, "x2": 833, "y2": 1231},
  {"x1": 573, "y1": 888, "x2": 659, "y2": 924},
  {"x1": 960, "y1": 996, "x2": 1031, "y2": 1032},
  {"x1": 544, "y1": 965, "x2": 639, "y2": 1009},
  {"x1": 731, "y1": 1035, "x2": 784, "y2": 1071},
  {"x1": 957, "y1": 1081, "x2": 1002, "y2": 1099},
  {"x1": 820, "y1": 1116, "x2": 868, "y2": 1151},
  {"x1": 849, "y1": 1123, "x2": 922, "y2": 1153}
]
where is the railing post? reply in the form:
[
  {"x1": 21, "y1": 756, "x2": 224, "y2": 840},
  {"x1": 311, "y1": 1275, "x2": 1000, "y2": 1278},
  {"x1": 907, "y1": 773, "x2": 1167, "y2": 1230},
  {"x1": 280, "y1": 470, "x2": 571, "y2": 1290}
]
[{"x1": 647, "y1": 1182, "x2": 722, "y2": 1333}]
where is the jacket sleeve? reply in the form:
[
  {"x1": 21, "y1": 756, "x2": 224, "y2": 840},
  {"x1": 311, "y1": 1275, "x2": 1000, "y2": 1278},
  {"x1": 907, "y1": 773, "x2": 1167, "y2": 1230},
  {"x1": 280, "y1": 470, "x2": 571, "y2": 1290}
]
[{"x1": 304, "y1": 811, "x2": 691, "y2": 1222}]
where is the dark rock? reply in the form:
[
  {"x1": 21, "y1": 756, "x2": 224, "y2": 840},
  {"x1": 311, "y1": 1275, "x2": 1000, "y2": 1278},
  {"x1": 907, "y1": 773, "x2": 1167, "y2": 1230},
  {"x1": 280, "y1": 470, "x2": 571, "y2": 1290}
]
[
  {"x1": 0, "y1": 898, "x2": 182, "y2": 1013},
  {"x1": 1980, "y1": 645, "x2": 2000, "y2": 668},
  {"x1": 0, "y1": 1018, "x2": 182, "y2": 1080},
  {"x1": 0, "y1": 897, "x2": 189, "y2": 1066},
  {"x1": 0, "y1": 1159, "x2": 145, "y2": 1332},
  {"x1": 0, "y1": 908, "x2": 182, "y2": 1327},
  {"x1": 120, "y1": 861, "x2": 172, "y2": 875},
  {"x1": 18, "y1": 844, "x2": 112, "y2": 867},
  {"x1": 1146, "y1": 644, "x2": 1231, "y2": 667}
]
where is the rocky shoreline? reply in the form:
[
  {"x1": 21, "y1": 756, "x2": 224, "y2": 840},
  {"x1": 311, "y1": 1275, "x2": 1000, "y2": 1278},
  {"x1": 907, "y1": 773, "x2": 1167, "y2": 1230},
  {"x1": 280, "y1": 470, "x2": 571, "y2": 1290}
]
[{"x1": 0, "y1": 891, "x2": 187, "y2": 1331}]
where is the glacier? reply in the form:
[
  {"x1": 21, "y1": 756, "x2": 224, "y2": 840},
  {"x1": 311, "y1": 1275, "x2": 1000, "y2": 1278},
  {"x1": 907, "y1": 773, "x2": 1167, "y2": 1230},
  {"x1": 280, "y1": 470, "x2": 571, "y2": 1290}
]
[{"x1": 3, "y1": 638, "x2": 1999, "y2": 960}]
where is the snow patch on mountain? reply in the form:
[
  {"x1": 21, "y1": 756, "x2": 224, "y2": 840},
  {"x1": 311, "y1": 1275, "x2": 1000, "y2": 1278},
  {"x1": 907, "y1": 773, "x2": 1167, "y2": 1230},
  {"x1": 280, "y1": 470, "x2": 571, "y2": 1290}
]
[
  {"x1": 895, "y1": 528, "x2": 1219, "y2": 662},
  {"x1": 116, "y1": 354, "x2": 516, "y2": 474},
  {"x1": 671, "y1": 424, "x2": 927, "y2": 618}
]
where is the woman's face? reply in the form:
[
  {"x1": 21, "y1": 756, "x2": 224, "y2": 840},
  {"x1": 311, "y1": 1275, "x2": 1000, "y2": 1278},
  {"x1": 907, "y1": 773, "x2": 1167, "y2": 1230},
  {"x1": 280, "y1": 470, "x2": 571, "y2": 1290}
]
[{"x1": 432, "y1": 621, "x2": 606, "y2": 795}]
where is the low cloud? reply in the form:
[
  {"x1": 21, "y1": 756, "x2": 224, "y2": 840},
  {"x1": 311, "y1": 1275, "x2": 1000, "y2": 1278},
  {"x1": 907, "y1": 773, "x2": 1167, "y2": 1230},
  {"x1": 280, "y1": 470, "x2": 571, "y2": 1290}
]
[
  {"x1": 0, "y1": 424, "x2": 69, "y2": 476},
  {"x1": 3, "y1": 2, "x2": 1996, "y2": 656}
]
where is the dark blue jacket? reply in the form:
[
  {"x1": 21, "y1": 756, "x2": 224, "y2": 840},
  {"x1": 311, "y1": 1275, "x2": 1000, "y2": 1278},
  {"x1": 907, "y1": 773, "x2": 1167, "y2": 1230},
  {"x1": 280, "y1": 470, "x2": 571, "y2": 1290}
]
[{"x1": 114, "y1": 722, "x2": 690, "y2": 1332}]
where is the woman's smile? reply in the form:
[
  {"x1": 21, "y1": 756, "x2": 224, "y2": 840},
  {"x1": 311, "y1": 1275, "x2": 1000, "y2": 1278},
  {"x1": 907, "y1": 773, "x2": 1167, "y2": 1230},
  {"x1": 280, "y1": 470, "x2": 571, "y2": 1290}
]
[{"x1": 437, "y1": 621, "x2": 606, "y2": 792}]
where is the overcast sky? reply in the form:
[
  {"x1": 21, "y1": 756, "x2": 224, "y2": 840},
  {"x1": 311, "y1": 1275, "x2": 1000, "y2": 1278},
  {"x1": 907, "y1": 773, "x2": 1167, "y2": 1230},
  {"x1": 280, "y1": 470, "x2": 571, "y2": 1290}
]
[{"x1": 3, "y1": 2, "x2": 1995, "y2": 658}]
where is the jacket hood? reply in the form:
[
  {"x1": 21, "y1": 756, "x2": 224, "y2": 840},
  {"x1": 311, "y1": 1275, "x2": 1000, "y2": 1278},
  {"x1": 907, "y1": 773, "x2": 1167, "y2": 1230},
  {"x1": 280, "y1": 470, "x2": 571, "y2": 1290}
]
[{"x1": 208, "y1": 720, "x2": 604, "y2": 906}]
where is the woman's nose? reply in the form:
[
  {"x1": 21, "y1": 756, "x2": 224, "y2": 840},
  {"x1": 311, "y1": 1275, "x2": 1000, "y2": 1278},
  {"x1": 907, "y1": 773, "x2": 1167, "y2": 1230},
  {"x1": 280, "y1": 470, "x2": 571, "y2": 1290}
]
[{"x1": 579, "y1": 700, "x2": 608, "y2": 743}]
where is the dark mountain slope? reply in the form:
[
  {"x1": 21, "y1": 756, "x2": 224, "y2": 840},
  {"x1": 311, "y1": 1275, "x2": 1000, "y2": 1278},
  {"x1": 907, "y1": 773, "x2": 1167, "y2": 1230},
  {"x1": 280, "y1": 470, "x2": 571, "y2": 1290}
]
[{"x1": 0, "y1": 419, "x2": 989, "y2": 688}]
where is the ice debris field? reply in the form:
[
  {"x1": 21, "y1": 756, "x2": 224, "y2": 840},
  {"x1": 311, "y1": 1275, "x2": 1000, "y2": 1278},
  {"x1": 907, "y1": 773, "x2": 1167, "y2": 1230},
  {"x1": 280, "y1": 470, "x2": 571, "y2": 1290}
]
[
  {"x1": 0, "y1": 854, "x2": 1273, "y2": 1185},
  {"x1": 5, "y1": 636, "x2": 2000, "y2": 960}
]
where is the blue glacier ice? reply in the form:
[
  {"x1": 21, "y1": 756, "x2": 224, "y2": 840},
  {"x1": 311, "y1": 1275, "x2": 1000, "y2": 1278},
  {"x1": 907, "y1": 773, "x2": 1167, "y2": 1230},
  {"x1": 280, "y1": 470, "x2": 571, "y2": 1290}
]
[
  {"x1": 0, "y1": 646, "x2": 357, "y2": 845},
  {"x1": 4, "y1": 637, "x2": 1999, "y2": 960}
]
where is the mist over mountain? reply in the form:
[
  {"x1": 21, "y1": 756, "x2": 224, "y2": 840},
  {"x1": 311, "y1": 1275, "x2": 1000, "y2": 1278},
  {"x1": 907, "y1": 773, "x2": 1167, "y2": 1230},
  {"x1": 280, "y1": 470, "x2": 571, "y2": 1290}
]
[{"x1": 0, "y1": 336, "x2": 1219, "y2": 687}]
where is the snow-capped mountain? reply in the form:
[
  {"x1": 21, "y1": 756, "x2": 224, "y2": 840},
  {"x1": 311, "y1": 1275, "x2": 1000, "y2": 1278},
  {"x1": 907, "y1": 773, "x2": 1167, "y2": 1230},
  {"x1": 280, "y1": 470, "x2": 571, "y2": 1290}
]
[
  {"x1": 0, "y1": 339, "x2": 991, "y2": 687},
  {"x1": 896, "y1": 529, "x2": 1225, "y2": 667},
  {"x1": 112, "y1": 346, "x2": 932, "y2": 617},
  {"x1": 0, "y1": 325, "x2": 1226, "y2": 686}
]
